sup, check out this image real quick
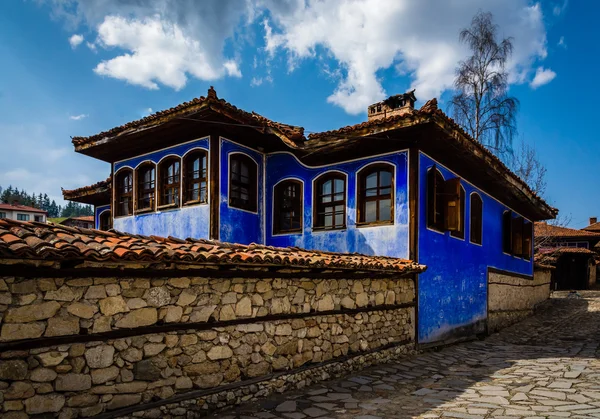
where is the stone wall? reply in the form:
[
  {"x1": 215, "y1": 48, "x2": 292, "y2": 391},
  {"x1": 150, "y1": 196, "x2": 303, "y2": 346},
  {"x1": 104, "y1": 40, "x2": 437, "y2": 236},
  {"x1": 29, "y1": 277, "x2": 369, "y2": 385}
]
[
  {"x1": 487, "y1": 267, "x2": 552, "y2": 333},
  {"x1": 0, "y1": 271, "x2": 415, "y2": 418}
]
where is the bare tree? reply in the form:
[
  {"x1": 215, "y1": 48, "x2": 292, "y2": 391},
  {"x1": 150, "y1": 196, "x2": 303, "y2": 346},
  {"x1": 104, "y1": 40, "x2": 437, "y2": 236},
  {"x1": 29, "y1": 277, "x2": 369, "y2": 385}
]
[
  {"x1": 450, "y1": 11, "x2": 519, "y2": 161},
  {"x1": 512, "y1": 137, "x2": 547, "y2": 197}
]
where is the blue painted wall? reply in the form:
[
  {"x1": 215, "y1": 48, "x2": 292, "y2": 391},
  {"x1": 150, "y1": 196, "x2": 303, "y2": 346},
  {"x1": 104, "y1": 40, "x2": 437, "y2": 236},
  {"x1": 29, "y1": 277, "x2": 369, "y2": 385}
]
[
  {"x1": 265, "y1": 151, "x2": 409, "y2": 258},
  {"x1": 417, "y1": 152, "x2": 533, "y2": 344},
  {"x1": 219, "y1": 138, "x2": 264, "y2": 245},
  {"x1": 112, "y1": 137, "x2": 210, "y2": 239},
  {"x1": 95, "y1": 205, "x2": 110, "y2": 229}
]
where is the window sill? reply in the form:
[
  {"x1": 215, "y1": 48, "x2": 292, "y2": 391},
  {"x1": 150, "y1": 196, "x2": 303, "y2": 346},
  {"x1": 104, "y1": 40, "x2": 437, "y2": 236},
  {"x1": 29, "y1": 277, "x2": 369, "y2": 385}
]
[
  {"x1": 135, "y1": 208, "x2": 154, "y2": 215},
  {"x1": 355, "y1": 221, "x2": 394, "y2": 228},
  {"x1": 273, "y1": 230, "x2": 302, "y2": 236},
  {"x1": 113, "y1": 214, "x2": 132, "y2": 219},
  {"x1": 183, "y1": 200, "x2": 208, "y2": 206},
  {"x1": 312, "y1": 226, "x2": 347, "y2": 232},
  {"x1": 157, "y1": 204, "x2": 179, "y2": 211}
]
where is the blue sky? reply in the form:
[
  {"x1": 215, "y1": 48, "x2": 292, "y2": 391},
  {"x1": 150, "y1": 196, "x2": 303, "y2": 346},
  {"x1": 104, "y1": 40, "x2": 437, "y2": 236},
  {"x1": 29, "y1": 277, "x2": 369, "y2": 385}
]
[{"x1": 0, "y1": 0, "x2": 596, "y2": 227}]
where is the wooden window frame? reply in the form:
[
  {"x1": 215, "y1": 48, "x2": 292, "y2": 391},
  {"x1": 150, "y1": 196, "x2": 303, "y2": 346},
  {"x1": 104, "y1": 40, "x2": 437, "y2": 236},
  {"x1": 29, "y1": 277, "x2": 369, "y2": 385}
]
[
  {"x1": 469, "y1": 193, "x2": 483, "y2": 245},
  {"x1": 273, "y1": 179, "x2": 303, "y2": 235},
  {"x1": 512, "y1": 216, "x2": 524, "y2": 258},
  {"x1": 136, "y1": 162, "x2": 156, "y2": 213},
  {"x1": 228, "y1": 153, "x2": 258, "y2": 213},
  {"x1": 17, "y1": 214, "x2": 30, "y2": 221},
  {"x1": 99, "y1": 210, "x2": 112, "y2": 231},
  {"x1": 115, "y1": 168, "x2": 133, "y2": 217},
  {"x1": 426, "y1": 166, "x2": 445, "y2": 232},
  {"x1": 523, "y1": 221, "x2": 533, "y2": 260},
  {"x1": 449, "y1": 184, "x2": 466, "y2": 239},
  {"x1": 158, "y1": 157, "x2": 181, "y2": 209},
  {"x1": 313, "y1": 172, "x2": 347, "y2": 231},
  {"x1": 356, "y1": 163, "x2": 394, "y2": 226},
  {"x1": 183, "y1": 149, "x2": 208, "y2": 206},
  {"x1": 502, "y1": 211, "x2": 513, "y2": 254}
]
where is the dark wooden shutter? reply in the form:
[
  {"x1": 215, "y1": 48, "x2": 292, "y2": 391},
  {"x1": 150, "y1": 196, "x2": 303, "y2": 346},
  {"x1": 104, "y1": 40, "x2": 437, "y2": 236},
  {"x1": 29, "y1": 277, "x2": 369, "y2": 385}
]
[
  {"x1": 444, "y1": 178, "x2": 461, "y2": 231},
  {"x1": 523, "y1": 221, "x2": 532, "y2": 260}
]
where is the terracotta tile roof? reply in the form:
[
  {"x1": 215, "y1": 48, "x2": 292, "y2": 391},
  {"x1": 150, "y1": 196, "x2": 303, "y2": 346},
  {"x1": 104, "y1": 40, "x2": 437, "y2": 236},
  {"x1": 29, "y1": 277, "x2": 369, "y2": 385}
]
[
  {"x1": 0, "y1": 203, "x2": 47, "y2": 214},
  {"x1": 0, "y1": 219, "x2": 425, "y2": 274},
  {"x1": 307, "y1": 98, "x2": 557, "y2": 219},
  {"x1": 70, "y1": 216, "x2": 94, "y2": 222},
  {"x1": 62, "y1": 176, "x2": 111, "y2": 199},
  {"x1": 539, "y1": 246, "x2": 596, "y2": 255},
  {"x1": 535, "y1": 222, "x2": 600, "y2": 238},
  {"x1": 71, "y1": 87, "x2": 305, "y2": 150},
  {"x1": 583, "y1": 222, "x2": 600, "y2": 232}
]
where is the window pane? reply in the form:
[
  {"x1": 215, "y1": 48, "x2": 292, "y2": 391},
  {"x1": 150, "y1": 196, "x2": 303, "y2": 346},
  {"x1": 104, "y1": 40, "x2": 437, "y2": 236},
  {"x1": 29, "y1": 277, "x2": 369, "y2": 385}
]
[
  {"x1": 334, "y1": 179, "x2": 344, "y2": 193},
  {"x1": 366, "y1": 172, "x2": 377, "y2": 189},
  {"x1": 335, "y1": 212, "x2": 344, "y2": 227},
  {"x1": 333, "y1": 192, "x2": 344, "y2": 202},
  {"x1": 324, "y1": 214, "x2": 333, "y2": 228},
  {"x1": 365, "y1": 200, "x2": 377, "y2": 223},
  {"x1": 379, "y1": 170, "x2": 392, "y2": 187},
  {"x1": 322, "y1": 180, "x2": 332, "y2": 195},
  {"x1": 379, "y1": 199, "x2": 391, "y2": 221}
]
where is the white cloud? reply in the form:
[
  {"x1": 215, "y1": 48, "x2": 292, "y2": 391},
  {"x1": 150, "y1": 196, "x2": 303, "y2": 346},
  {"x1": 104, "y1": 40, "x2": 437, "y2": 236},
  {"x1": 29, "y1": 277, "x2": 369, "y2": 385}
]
[
  {"x1": 86, "y1": 41, "x2": 97, "y2": 52},
  {"x1": 142, "y1": 108, "x2": 153, "y2": 116},
  {"x1": 50, "y1": 0, "x2": 553, "y2": 115},
  {"x1": 263, "y1": 0, "x2": 551, "y2": 114},
  {"x1": 69, "y1": 114, "x2": 88, "y2": 120},
  {"x1": 69, "y1": 34, "x2": 84, "y2": 49},
  {"x1": 553, "y1": 0, "x2": 568, "y2": 16},
  {"x1": 250, "y1": 77, "x2": 263, "y2": 87},
  {"x1": 530, "y1": 67, "x2": 556, "y2": 89},
  {"x1": 558, "y1": 36, "x2": 566, "y2": 48}
]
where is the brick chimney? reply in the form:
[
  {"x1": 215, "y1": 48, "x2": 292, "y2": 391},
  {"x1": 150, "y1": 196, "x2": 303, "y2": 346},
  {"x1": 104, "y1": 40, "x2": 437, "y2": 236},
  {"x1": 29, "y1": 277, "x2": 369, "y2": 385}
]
[
  {"x1": 368, "y1": 90, "x2": 417, "y2": 121},
  {"x1": 590, "y1": 217, "x2": 598, "y2": 225}
]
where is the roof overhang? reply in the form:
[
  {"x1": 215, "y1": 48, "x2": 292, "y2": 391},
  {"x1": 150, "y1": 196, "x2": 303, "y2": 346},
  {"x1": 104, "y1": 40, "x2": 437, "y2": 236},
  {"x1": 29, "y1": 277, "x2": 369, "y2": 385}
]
[{"x1": 62, "y1": 179, "x2": 111, "y2": 206}]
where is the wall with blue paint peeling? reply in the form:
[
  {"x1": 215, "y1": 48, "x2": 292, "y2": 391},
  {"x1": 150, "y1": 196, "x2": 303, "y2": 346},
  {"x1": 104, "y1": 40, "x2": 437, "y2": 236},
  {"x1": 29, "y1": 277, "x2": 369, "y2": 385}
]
[
  {"x1": 95, "y1": 205, "x2": 110, "y2": 229},
  {"x1": 112, "y1": 137, "x2": 210, "y2": 239},
  {"x1": 219, "y1": 138, "x2": 264, "y2": 245},
  {"x1": 417, "y1": 152, "x2": 533, "y2": 344},
  {"x1": 265, "y1": 151, "x2": 409, "y2": 258}
]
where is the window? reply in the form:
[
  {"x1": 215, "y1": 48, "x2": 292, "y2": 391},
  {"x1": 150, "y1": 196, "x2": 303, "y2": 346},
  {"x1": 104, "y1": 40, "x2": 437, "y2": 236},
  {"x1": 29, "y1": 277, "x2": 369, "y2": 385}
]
[
  {"x1": 17, "y1": 214, "x2": 30, "y2": 221},
  {"x1": 502, "y1": 211, "x2": 512, "y2": 254},
  {"x1": 357, "y1": 164, "x2": 393, "y2": 225},
  {"x1": 314, "y1": 173, "x2": 346, "y2": 230},
  {"x1": 159, "y1": 158, "x2": 180, "y2": 207},
  {"x1": 229, "y1": 154, "x2": 257, "y2": 212},
  {"x1": 100, "y1": 211, "x2": 112, "y2": 231},
  {"x1": 503, "y1": 210, "x2": 531, "y2": 259},
  {"x1": 136, "y1": 163, "x2": 156, "y2": 212},
  {"x1": 523, "y1": 221, "x2": 532, "y2": 260},
  {"x1": 115, "y1": 169, "x2": 133, "y2": 217},
  {"x1": 512, "y1": 216, "x2": 524, "y2": 257},
  {"x1": 274, "y1": 180, "x2": 303, "y2": 234},
  {"x1": 34, "y1": 215, "x2": 43, "y2": 222},
  {"x1": 0, "y1": 212, "x2": 6, "y2": 218},
  {"x1": 427, "y1": 167, "x2": 445, "y2": 231},
  {"x1": 183, "y1": 150, "x2": 208, "y2": 204},
  {"x1": 450, "y1": 185, "x2": 466, "y2": 239},
  {"x1": 470, "y1": 193, "x2": 483, "y2": 245}
]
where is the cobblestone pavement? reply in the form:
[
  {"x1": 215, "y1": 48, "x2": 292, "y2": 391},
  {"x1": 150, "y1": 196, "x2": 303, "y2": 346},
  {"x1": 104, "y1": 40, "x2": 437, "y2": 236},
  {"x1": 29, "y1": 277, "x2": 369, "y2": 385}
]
[{"x1": 213, "y1": 291, "x2": 600, "y2": 419}]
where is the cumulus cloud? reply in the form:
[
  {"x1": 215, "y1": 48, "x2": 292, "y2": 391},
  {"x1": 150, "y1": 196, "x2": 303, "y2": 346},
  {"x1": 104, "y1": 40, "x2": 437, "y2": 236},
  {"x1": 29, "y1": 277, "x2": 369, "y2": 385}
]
[
  {"x1": 530, "y1": 67, "x2": 557, "y2": 89},
  {"x1": 553, "y1": 0, "x2": 568, "y2": 16},
  {"x1": 69, "y1": 114, "x2": 88, "y2": 120},
  {"x1": 68, "y1": 34, "x2": 84, "y2": 48},
  {"x1": 558, "y1": 36, "x2": 566, "y2": 48},
  {"x1": 49, "y1": 0, "x2": 553, "y2": 114}
]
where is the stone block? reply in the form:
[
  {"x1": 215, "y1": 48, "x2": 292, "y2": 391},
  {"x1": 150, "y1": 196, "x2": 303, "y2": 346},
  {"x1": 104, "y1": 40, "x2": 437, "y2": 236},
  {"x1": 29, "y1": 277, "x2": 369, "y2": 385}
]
[
  {"x1": 84, "y1": 285, "x2": 107, "y2": 299},
  {"x1": 4, "y1": 382, "x2": 34, "y2": 399},
  {"x1": 207, "y1": 346, "x2": 233, "y2": 360},
  {"x1": 67, "y1": 302, "x2": 98, "y2": 319},
  {"x1": 0, "y1": 360, "x2": 28, "y2": 380},
  {"x1": 115, "y1": 308, "x2": 158, "y2": 328},
  {"x1": 106, "y1": 394, "x2": 142, "y2": 410},
  {"x1": 146, "y1": 287, "x2": 171, "y2": 307},
  {"x1": 168, "y1": 278, "x2": 190, "y2": 288},
  {"x1": 37, "y1": 351, "x2": 68, "y2": 367},
  {"x1": 85, "y1": 345, "x2": 115, "y2": 368},
  {"x1": 235, "y1": 296, "x2": 252, "y2": 317},
  {"x1": 4, "y1": 301, "x2": 60, "y2": 323},
  {"x1": 134, "y1": 359, "x2": 161, "y2": 381},
  {"x1": 44, "y1": 285, "x2": 76, "y2": 301},
  {"x1": 91, "y1": 366, "x2": 120, "y2": 384},
  {"x1": 55, "y1": 373, "x2": 92, "y2": 391},
  {"x1": 45, "y1": 316, "x2": 80, "y2": 337},
  {"x1": 30, "y1": 368, "x2": 57, "y2": 383},
  {"x1": 99, "y1": 296, "x2": 129, "y2": 316},
  {"x1": 1, "y1": 323, "x2": 45, "y2": 341}
]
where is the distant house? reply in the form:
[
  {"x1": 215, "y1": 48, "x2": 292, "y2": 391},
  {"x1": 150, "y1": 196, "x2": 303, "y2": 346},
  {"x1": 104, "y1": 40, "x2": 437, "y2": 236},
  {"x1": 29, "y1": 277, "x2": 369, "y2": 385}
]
[
  {"x1": 0, "y1": 203, "x2": 47, "y2": 223},
  {"x1": 63, "y1": 87, "x2": 556, "y2": 345},
  {"x1": 48, "y1": 216, "x2": 94, "y2": 229},
  {"x1": 535, "y1": 222, "x2": 600, "y2": 290},
  {"x1": 583, "y1": 216, "x2": 600, "y2": 233}
]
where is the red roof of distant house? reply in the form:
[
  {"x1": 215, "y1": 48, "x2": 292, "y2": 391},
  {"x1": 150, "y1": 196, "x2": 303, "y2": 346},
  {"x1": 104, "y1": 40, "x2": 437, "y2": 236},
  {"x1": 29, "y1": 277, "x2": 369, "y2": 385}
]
[
  {"x1": 535, "y1": 222, "x2": 600, "y2": 238},
  {"x1": 0, "y1": 219, "x2": 426, "y2": 274},
  {"x1": 69, "y1": 216, "x2": 94, "y2": 222},
  {"x1": 0, "y1": 203, "x2": 47, "y2": 214},
  {"x1": 583, "y1": 222, "x2": 600, "y2": 232}
]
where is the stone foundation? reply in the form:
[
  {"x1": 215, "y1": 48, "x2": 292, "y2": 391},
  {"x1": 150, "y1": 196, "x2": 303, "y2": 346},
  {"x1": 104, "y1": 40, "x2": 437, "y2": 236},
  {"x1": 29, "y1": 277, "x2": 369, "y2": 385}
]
[
  {"x1": 488, "y1": 267, "x2": 551, "y2": 333},
  {"x1": 0, "y1": 270, "x2": 416, "y2": 418}
]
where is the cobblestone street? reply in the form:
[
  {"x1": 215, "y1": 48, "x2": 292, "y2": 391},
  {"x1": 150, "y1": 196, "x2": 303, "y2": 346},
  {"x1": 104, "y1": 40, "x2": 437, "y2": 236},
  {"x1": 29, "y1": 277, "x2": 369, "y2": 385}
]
[{"x1": 214, "y1": 292, "x2": 600, "y2": 419}]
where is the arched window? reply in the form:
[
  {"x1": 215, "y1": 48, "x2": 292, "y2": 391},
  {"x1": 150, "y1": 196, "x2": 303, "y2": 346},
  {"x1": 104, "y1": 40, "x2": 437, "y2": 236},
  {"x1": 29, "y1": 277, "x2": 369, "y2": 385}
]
[
  {"x1": 502, "y1": 211, "x2": 512, "y2": 253},
  {"x1": 229, "y1": 153, "x2": 257, "y2": 212},
  {"x1": 159, "y1": 157, "x2": 180, "y2": 207},
  {"x1": 357, "y1": 164, "x2": 394, "y2": 225},
  {"x1": 450, "y1": 185, "x2": 466, "y2": 239},
  {"x1": 314, "y1": 173, "x2": 346, "y2": 230},
  {"x1": 115, "y1": 169, "x2": 133, "y2": 217},
  {"x1": 427, "y1": 167, "x2": 445, "y2": 231},
  {"x1": 183, "y1": 150, "x2": 208, "y2": 204},
  {"x1": 274, "y1": 180, "x2": 303, "y2": 234},
  {"x1": 99, "y1": 211, "x2": 112, "y2": 231},
  {"x1": 136, "y1": 163, "x2": 155, "y2": 212},
  {"x1": 470, "y1": 193, "x2": 483, "y2": 245}
]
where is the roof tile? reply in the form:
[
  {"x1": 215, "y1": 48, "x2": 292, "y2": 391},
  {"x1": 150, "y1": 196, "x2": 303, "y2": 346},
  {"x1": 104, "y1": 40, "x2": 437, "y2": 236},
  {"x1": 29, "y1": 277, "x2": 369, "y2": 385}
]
[{"x1": 0, "y1": 219, "x2": 424, "y2": 274}]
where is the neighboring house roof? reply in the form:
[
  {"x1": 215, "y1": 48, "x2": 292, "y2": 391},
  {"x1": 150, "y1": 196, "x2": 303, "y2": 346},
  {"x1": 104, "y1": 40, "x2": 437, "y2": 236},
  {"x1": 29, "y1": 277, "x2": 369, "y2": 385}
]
[
  {"x1": 535, "y1": 222, "x2": 600, "y2": 239},
  {"x1": 0, "y1": 203, "x2": 47, "y2": 214},
  {"x1": 535, "y1": 246, "x2": 596, "y2": 267},
  {"x1": 48, "y1": 218, "x2": 68, "y2": 224},
  {"x1": 69, "y1": 216, "x2": 94, "y2": 222},
  {"x1": 62, "y1": 176, "x2": 111, "y2": 206},
  {"x1": 0, "y1": 219, "x2": 426, "y2": 274},
  {"x1": 49, "y1": 216, "x2": 94, "y2": 225}
]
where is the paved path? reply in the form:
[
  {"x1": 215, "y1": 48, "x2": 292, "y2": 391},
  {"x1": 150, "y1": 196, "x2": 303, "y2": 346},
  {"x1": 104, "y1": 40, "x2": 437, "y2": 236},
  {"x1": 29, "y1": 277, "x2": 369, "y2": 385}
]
[{"x1": 213, "y1": 291, "x2": 600, "y2": 419}]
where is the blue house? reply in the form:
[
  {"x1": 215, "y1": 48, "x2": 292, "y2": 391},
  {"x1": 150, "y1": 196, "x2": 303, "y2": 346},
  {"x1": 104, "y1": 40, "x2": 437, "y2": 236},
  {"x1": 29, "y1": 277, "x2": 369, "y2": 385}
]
[{"x1": 64, "y1": 87, "x2": 556, "y2": 345}]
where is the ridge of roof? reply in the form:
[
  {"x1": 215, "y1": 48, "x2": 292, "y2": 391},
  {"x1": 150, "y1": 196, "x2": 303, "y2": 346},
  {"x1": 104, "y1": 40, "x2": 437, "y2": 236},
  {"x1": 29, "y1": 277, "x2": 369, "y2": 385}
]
[
  {"x1": 62, "y1": 176, "x2": 112, "y2": 201},
  {"x1": 72, "y1": 87, "x2": 305, "y2": 149},
  {"x1": 583, "y1": 221, "x2": 600, "y2": 232},
  {"x1": 0, "y1": 218, "x2": 425, "y2": 274},
  {"x1": 0, "y1": 203, "x2": 47, "y2": 214}
]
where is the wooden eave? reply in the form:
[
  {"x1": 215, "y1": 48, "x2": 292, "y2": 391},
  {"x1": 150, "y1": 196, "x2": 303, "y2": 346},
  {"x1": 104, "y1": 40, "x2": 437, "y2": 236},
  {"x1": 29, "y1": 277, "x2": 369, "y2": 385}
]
[{"x1": 62, "y1": 186, "x2": 111, "y2": 206}]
